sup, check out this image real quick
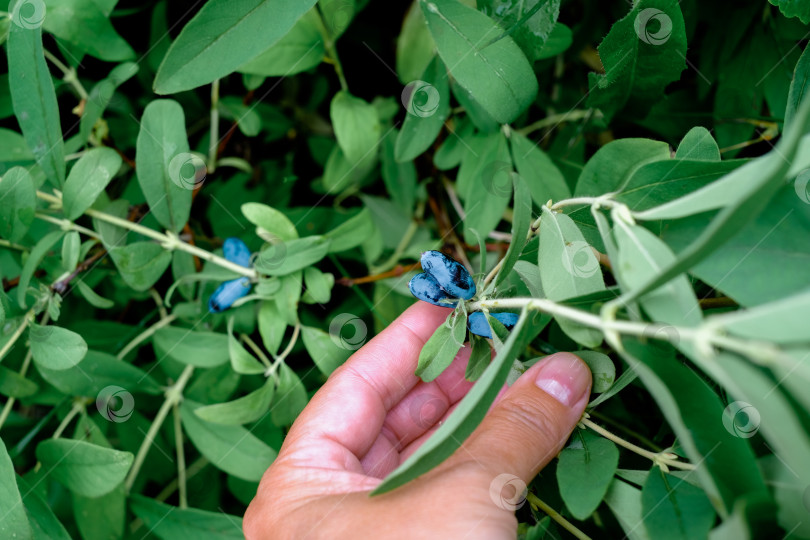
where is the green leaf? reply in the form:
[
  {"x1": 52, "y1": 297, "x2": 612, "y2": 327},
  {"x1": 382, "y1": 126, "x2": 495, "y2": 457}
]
[
  {"x1": 557, "y1": 429, "x2": 619, "y2": 520},
  {"x1": 381, "y1": 130, "x2": 417, "y2": 212},
  {"x1": 254, "y1": 236, "x2": 331, "y2": 276},
  {"x1": 0, "y1": 128, "x2": 35, "y2": 174},
  {"x1": 15, "y1": 475, "x2": 72, "y2": 540},
  {"x1": 237, "y1": 8, "x2": 324, "y2": 76},
  {"x1": 60, "y1": 231, "x2": 80, "y2": 272},
  {"x1": 767, "y1": 0, "x2": 810, "y2": 25},
  {"x1": 228, "y1": 317, "x2": 265, "y2": 374},
  {"x1": 464, "y1": 334, "x2": 491, "y2": 382},
  {"x1": 7, "y1": 24, "x2": 65, "y2": 186},
  {"x1": 135, "y1": 100, "x2": 193, "y2": 233},
  {"x1": 258, "y1": 301, "x2": 286, "y2": 358},
  {"x1": 0, "y1": 166, "x2": 35, "y2": 242},
  {"x1": 17, "y1": 229, "x2": 64, "y2": 307},
  {"x1": 612, "y1": 220, "x2": 702, "y2": 327},
  {"x1": 0, "y1": 364, "x2": 38, "y2": 398},
  {"x1": 604, "y1": 479, "x2": 651, "y2": 540},
  {"x1": 479, "y1": 0, "x2": 561, "y2": 61},
  {"x1": 434, "y1": 116, "x2": 474, "y2": 170},
  {"x1": 785, "y1": 43, "x2": 810, "y2": 132},
  {"x1": 36, "y1": 350, "x2": 161, "y2": 396},
  {"x1": 574, "y1": 350, "x2": 615, "y2": 393},
  {"x1": 79, "y1": 62, "x2": 139, "y2": 144},
  {"x1": 325, "y1": 208, "x2": 375, "y2": 252},
  {"x1": 538, "y1": 209, "x2": 605, "y2": 345},
  {"x1": 510, "y1": 130, "x2": 571, "y2": 205},
  {"x1": 395, "y1": 56, "x2": 450, "y2": 162},
  {"x1": 462, "y1": 131, "x2": 512, "y2": 244},
  {"x1": 194, "y1": 378, "x2": 275, "y2": 425},
  {"x1": 217, "y1": 97, "x2": 261, "y2": 137},
  {"x1": 373, "y1": 309, "x2": 542, "y2": 494},
  {"x1": 574, "y1": 138, "x2": 670, "y2": 197},
  {"x1": 301, "y1": 325, "x2": 352, "y2": 376},
  {"x1": 0, "y1": 438, "x2": 33, "y2": 538},
  {"x1": 269, "y1": 363, "x2": 307, "y2": 426},
  {"x1": 675, "y1": 127, "x2": 720, "y2": 161},
  {"x1": 641, "y1": 466, "x2": 715, "y2": 540},
  {"x1": 421, "y1": 0, "x2": 538, "y2": 124},
  {"x1": 587, "y1": 0, "x2": 687, "y2": 122},
  {"x1": 619, "y1": 339, "x2": 768, "y2": 514},
  {"x1": 513, "y1": 260, "x2": 544, "y2": 297},
  {"x1": 62, "y1": 148, "x2": 122, "y2": 220},
  {"x1": 180, "y1": 400, "x2": 276, "y2": 481},
  {"x1": 396, "y1": 1, "x2": 436, "y2": 83},
  {"x1": 43, "y1": 0, "x2": 135, "y2": 61},
  {"x1": 711, "y1": 288, "x2": 810, "y2": 345},
  {"x1": 75, "y1": 280, "x2": 114, "y2": 309},
  {"x1": 241, "y1": 202, "x2": 299, "y2": 241},
  {"x1": 493, "y1": 175, "x2": 532, "y2": 289},
  {"x1": 108, "y1": 242, "x2": 172, "y2": 292},
  {"x1": 626, "y1": 97, "x2": 810, "y2": 305},
  {"x1": 536, "y1": 22, "x2": 572, "y2": 59},
  {"x1": 154, "y1": 0, "x2": 318, "y2": 93},
  {"x1": 36, "y1": 439, "x2": 133, "y2": 497},
  {"x1": 330, "y1": 91, "x2": 381, "y2": 165},
  {"x1": 129, "y1": 495, "x2": 244, "y2": 540},
  {"x1": 153, "y1": 327, "x2": 229, "y2": 368},
  {"x1": 29, "y1": 323, "x2": 88, "y2": 371},
  {"x1": 301, "y1": 267, "x2": 333, "y2": 304},
  {"x1": 415, "y1": 312, "x2": 466, "y2": 382}
]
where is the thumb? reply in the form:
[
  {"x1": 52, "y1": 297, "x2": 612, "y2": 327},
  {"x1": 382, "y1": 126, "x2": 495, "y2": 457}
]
[{"x1": 460, "y1": 352, "x2": 592, "y2": 482}]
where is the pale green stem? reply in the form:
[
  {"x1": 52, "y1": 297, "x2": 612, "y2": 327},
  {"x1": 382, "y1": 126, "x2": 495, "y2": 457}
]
[
  {"x1": 371, "y1": 199, "x2": 426, "y2": 274},
  {"x1": 52, "y1": 402, "x2": 84, "y2": 439},
  {"x1": 124, "y1": 365, "x2": 195, "y2": 492},
  {"x1": 116, "y1": 314, "x2": 177, "y2": 360},
  {"x1": 517, "y1": 109, "x2": 599, "y2": 136},
  {"x1": 149, "y1": 288, "x2": 169, "y2": 320},
  {"x1": 43, "y1": 49, "x2": 89, "y2": 100},
  {"x1": 0, "y1": 239, "x2": 28, "y2": 251},
  {"x1": 241, "y1": 334, "x2": 274, "y2": 369},
  {"x1": 0, "y1": 312, "x2": 49, "y2": 431},
  {"x1": 35, "y1": 212, "x2": 101, "y2": 239},
  {"x1": 315, "y1": 8, "x2": 349, "y2": 91},
  {"x1": 208, "y1": 79, "x2": 220, "y2": 173},
  {"x1": 265, "y1": 323, "x2": 300, "y2": 379},
  {"x1": 0, "y1": 309, "x2": 34, "y2": 363},
  {"x1": 581, "y1": 417, "x2": 695, "y2": 471},
  {"x1": 172, "y1": 402, "x2": 188, "y2": 509},
  {"x1": 36, "y1": 191, "x2": 256, "y2": 279},
  {"x1": 526, "y1": 493, "x2": 592, "y2": 540}
]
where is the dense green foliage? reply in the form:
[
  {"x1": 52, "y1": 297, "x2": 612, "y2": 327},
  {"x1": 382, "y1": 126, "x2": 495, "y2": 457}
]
[{"x1": 1, "y1": 0, "x2": 810, "y2": 538}]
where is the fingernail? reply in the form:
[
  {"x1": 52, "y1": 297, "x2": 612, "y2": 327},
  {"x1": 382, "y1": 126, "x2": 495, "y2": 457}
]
[{"x1": 534, "y1": 353, "x2": 591, "y2": 408}]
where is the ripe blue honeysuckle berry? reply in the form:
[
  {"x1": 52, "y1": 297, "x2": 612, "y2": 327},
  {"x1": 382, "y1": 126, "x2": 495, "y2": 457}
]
[
  {"x1": 420, "y1": 250, "x2": 476, "y2": 300},
  {"x1": 208, "y1": 277, "x2": 252, "y2": 313},
  {"x1": 208, "y1": 237, "x2": 254, "y2": 313},
  {"x1": 467, "y1": 312, "x2": 519, "y2": 339},
  {"x1": 408, "y1": 272, "x2": 459, "y2": 308},
  {"x1": 223, "y1": 237, "x2": 252, "y2": 268}
]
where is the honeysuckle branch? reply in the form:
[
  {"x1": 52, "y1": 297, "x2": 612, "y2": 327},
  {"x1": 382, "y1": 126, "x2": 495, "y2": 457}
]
[
  {"x1": 51, "y1": 401, "x2": 85, "y2": 439},
  {"x1": 34, "y1": 212, "x2": 101, "y2": 239},
  {"x1": 172, "y1": 402, "x2": 188, "y2": 509},
  {"x1": 580, "y1": 416, "x2": 695, "y2": 471},
  {"x1": 517, "y1": 109, "x2": 601, "y2": 136},
  {"x1": 0, "y1": 239, "x2": 28, "y2": 251},
  {"x1": 35, "y1": 191, "x2": 258, "y2": 279},
  {"x1": 241, "y1": 334, "x2": 273, "y2": 369},
  {"x1": 315, "y1": 7, "x2": 349, "y2": 92},
  {"x1": 125, "y1": 364, "x2": 195, "y2": 492},
  {"x1": 468, "y1": 297, "x2": 795, "y2": 373},
  {"x1": 43, "y1": 49, "x2": 89, "y2": 101},
  {"x1": 526, "y1": 492, "x2": 592, "y2": 540},
  {"x1": 208, "y1": 79, "x2": 220, "y2": 173},
  {"x1": 0, "y1": 309, "x2": 34, "y2": 363},
  {"x1": 265, "y1": 322, "x2": 301, "y2": 379}
]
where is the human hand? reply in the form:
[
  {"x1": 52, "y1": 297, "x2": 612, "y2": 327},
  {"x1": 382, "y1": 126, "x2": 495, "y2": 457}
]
[{"x1": 243, "y1": 302, "x2": 592, "y2": 539}]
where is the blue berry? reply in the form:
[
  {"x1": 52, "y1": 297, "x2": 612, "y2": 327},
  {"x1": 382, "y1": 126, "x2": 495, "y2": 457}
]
[
  {"x1": 467, "y1": 312, "x2": 519, "y2": 338},
  {"x1": 208, "y1": 277, "x2": 252, "y2": 313},
  {"x1": 223, "y1": 237, "x2": 252, "y2": 268},
  {"x1": 408, "y1": 272, "x2": 458, "y2": 308},
  {"x1": 420, "y1": 251, "x2": 476, "y2": 300}
]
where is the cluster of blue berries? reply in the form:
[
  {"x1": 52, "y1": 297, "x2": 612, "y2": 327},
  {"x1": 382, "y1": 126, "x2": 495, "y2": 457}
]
[
  {"x1": 408, "y1": 251, "x2": 518, "y2": 338},
  {"x1": 209, "y1": 237, "x2": 253, "y2": 313}
]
